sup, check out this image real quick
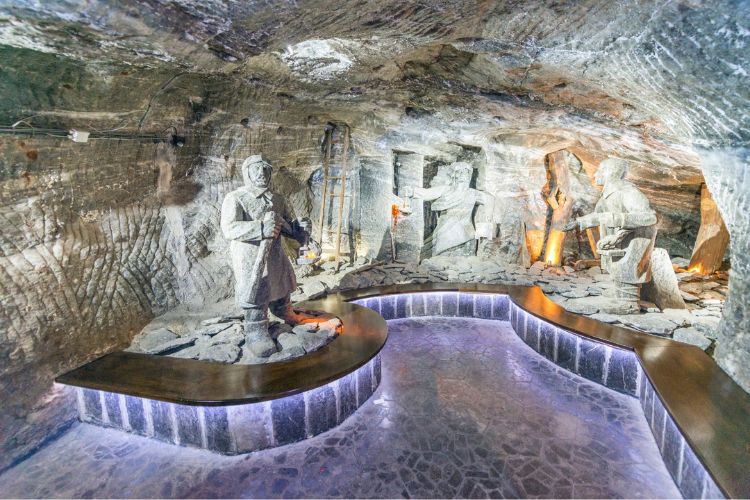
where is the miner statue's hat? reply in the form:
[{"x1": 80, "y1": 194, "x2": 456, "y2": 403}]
[{"x1": 243, "y1": 154, "x2": 271, "y2": 169}]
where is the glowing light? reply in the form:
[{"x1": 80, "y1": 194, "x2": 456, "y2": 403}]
[
  {"x1": 65, "y1": 353, "x2": 379, "y2": 453},
  {"x1": 391, "y1": 203, "x2": 400, "y2": 227},
  {"x1": 544, "y1": 230, "x2": 566, "y2": 266},
  {"x1": 525, "y1": 229, "x2": 545, "y2": 263},
  {"x1": 305, "y1": 250, "x2": 317, "y2": 259},
  {"x1": 688, "y1": 264, "x2": 704, "y2": 274}
]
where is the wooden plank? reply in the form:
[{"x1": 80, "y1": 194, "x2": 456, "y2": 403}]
[
  {"x1": 57, "y1": 298, "x2": 386, "y2": 406},
  {"x1": 689, "y1": 183, "x2": 729, "y2": 274},
  {"x1": 333, "y1": 126, "x2": 350, "y2": 262},
  {"x1": 316, "y1": 128, "x2": 333, "y2": 244}
]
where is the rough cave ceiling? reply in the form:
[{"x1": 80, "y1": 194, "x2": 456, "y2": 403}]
[
  {"x1": 2, "y1": 0, "x2": 748, "y2": 148},
  {"x1": 3, "y1": 0, "x2": 747, "y2": 265}
]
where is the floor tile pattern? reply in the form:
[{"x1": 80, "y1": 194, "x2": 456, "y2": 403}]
[{"x1": 0, "y1": 318, "x2": 680, "y2": 498}]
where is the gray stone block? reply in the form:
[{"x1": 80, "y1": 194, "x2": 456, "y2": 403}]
[
  {"x1": 425, "y1": 293, "x2": 442, "y2": 316},
  {"x1": 82, "y1": 389, "x2": 102, "y2": 423},
  {"x1": 103, "y1": 392, "x2": 122, "y2": 427},
  {"x1": 556, "y1": 330, "x2": 578, "y2": 371},
  {"x1": 300, "y1": 330, "x2": 331, "y2": 354},
  {"x1": 642, "y1": 381, "x2": 655, "y2": 429},
  {"x1": 639, "y1": 370, "x2": 648, "y2": 400},
  {"x1": 538, "y1": 322, "x2": 556, "y2": 361},
  {"x1": 577, "y1": 337, "x2": 606, "y2": 385},
  {"x1": 124, "y1": 396, "x2": 147, "y2": 435},
  {"x1": 518, "y1": 311, "x2": 528, "y2": 341},
  {"x1": 204, "y1": 406, "x2": 231, "y2": 452},
  {"x1": 228, "y1": 403, "x2": 272, "y2": 453},
  {"x1": 458, "y1": 293, "x2": 474, "y2": 317},
  {"x1": 150, "y1": 400, "x2": 174, "y2": 443},
  {"x1": 652, "y1": 397, "x2": 667, "y2": 451},
  {"x1": 357, "y1": 364, "x2": 374, "y2": 406},
  {"x1": 410, "y1": 294, "x2": 425, "y2": 316},
  {"x1": 680, "y1": 442, "x2": 708, "y2": 499},
  {"x1": 663, "y1": 415, "x2": 684, "y2": 481},
  {"x1": 442, "y1": 292, "x2": 458, "y2": 316},
  {"x1": 475, "y1": 294, "x2": 492, "y2": 319},
  {"x1": 365, "y1": 297, "x2": 380, "y2": 314},
  {"x1": 396, "y1": 294, "x2": 410, "y2": 318},
  {"x1": 271, "y1": 393, "x2": 306, "y2": 446},
  {"x1": 492, "y1": 295, "x2": 509, "y2": 321},
  {"x1": 524, "y1": 314, "x2": 538, "y2": 348},
  {"x1": 307, "y1": 385, "x2": 337, "y2": 437},
  {"x1": 373, "y1": 355, "x2": 382, "y2": 386},
  {"x1": 380, "y1": 295, "x2": 396, "y2": 320},
  {"x1": 175, "y1": 404, "x2": 202, "y2": 447},
  {"x1": 338, "y1": 372, "x2": 357, "y2": 422},
  {"x1": 606, "y1": 349, "x2": 640, "y2": 396}
]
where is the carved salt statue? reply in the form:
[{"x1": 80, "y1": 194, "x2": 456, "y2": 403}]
[
  {"x1": 403, "y1": 162, "x2": 495, "y2": 256},
  {"x1": 221, "y1": 155, "x2": 312, "y2": 357},
  {"x1": 563, "y1": 158, "x2": 657, "y2": 312}
]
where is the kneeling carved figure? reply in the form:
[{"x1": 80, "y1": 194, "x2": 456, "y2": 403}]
[{"x1": 563, "y1": 158, "x2": 657, "y2": 312}]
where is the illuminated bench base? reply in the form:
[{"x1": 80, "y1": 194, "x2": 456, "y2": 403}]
[
  {"x1": 72, "y1": 354, "x2": 381, "y2": 454},
  {"x1": 354, "y1": 291, "x2": 723, "y2": 500}
]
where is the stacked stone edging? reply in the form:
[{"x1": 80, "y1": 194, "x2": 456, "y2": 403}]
[
  {"x1": 74, "y1": 354, "x2": 381, "y2": 454},
  {"x1": 355, "y1": 290, "x2": 724, "y2": 499}
]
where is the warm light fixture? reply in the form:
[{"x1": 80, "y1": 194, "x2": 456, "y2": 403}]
[
  {"x1": 544, "y1": 229, "x2": 566, "y2": 266},
  {"x1": 525, "y1": 229, "x2": 545, "y2": 263}
]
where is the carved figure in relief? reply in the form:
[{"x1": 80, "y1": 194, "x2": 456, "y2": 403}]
[
  {"x1": 563, "y1": 158, "x2": 657, "y2": 311},
  {"x1": 221, "y1": 155, "x2": 312, "y2": 357},
  {"x1": 403, "y1": 162, "x2": 495, "y2": 257}
]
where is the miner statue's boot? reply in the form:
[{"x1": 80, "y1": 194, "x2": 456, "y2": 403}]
[
  {"x1": 269, "y1": 296, "x2": 312, "y2": 325},
  {"x1": 244, "y1": 308, "x2": 278, "y2": 358}
]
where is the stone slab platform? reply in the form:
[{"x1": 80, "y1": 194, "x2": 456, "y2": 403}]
[
  {"x1": 56, "y1": 300, "x2": 386, "y2": 453},
  {"x1": 342, "y1": 283, "x2": 749, "y2": 500}
]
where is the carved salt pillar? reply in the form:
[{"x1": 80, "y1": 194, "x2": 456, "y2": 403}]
[{"x1": 393, "y1": 152, "x2": 425, "y2": 262}]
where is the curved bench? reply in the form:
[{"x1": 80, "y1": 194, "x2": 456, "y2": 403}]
[
  {"x1": 57, "y1": 283, "x2": 749, "y2": 498},
  {"x1": 56, "y1": 300, "x2": 387, "y2": 454},
  {"x1": 340, "y1": 283, "x2": 750, "y2": 500}
]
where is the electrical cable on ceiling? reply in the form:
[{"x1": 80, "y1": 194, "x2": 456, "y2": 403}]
[{"x1": 0, "y1": 126, "x2": 167, "y2": 142}]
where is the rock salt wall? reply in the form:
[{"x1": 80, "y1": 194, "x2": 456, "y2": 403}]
[
  {"x1": 0, "y1": 90, "x2": 330, "y2": 470},
  {"x1": 1, "y1": 0, "x2": 748, "y2": 470},
  {"x1": 700, "y1": 148, "x2": 750, "y2": 395}
]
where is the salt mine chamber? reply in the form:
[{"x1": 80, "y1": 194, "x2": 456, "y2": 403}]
[{"x1": 0, "y1": 1, "x2": 748, "y2": 498}]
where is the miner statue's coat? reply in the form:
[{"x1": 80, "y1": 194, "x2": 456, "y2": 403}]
[{"x1": 221, "y1": 155, "x2": 311, "y2": 357}]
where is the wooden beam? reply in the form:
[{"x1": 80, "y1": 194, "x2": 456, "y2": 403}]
[{"x1": 689, "y1": 183, "x2": 729, "y2": 274}]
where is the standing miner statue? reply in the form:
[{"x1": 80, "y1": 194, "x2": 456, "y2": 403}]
[{"x1": 221, "y1": 155, "x2": 316, "y2": 358}]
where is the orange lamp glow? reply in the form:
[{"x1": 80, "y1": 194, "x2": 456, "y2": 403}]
[
  {"x1": 391, "y1": 204, "x2": 400, "y2": 226},
  {"x1": 525, "y1": 229, "x2": 545, "y2": 263},
  {"x1": 544, "y1": 229, "x2": 566, "y2": 266}
]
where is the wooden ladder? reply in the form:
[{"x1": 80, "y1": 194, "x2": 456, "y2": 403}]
[{"x1": 316, "y1": 125, "x2": 351, "y2": 263}]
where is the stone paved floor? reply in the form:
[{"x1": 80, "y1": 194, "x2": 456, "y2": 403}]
[{"x1": 0, "y1": 318, "x2": 680, "y2": 498}]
